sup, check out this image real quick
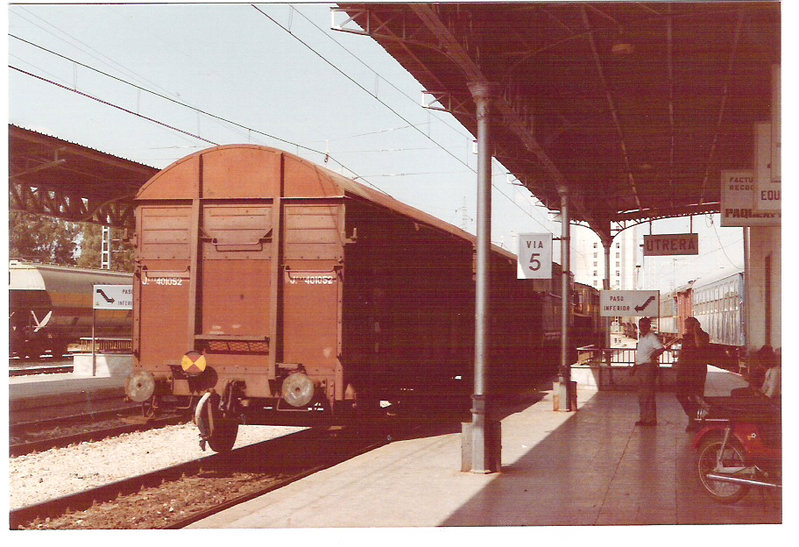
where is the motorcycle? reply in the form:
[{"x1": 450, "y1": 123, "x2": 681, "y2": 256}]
[{"x1": 692, "y1": 395, "x2": 781, "y2": 504}]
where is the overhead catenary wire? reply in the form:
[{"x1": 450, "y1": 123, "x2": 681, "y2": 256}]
[
  {"x1": 12, "y1": 7, "x2": 179, "y2": 101},
  {"x1": 708, "y1": 215, "x2": 744, "y2": 270},
  {"x1": 250, "y1": 3, "x2": 557, "y2": 235},
  {"x1": 10, "y1": 10, "x2": 556, "y2": 237},
  {"x1": 10, "y1": 65, "x2": 219, "y2": 146},
  {"x1": 8, "y1": 35, "x2": 388, "y2": 193},
  {"x1": 9, "y1": 34, "x2": 324, "y2": 158},
  {"x1": 289, "y1": 4, "x2": 472, "y2": 142}
]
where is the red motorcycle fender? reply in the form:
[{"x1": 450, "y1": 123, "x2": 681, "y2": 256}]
[{"x1": 692, "y1": 424, "x2": 749, "y2": 451}]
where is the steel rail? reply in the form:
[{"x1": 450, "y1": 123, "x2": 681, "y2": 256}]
[
  {"x1": 10, "y1": 413, "x2": 189, "y2": 457},
  {"x1": 9, "y1": 426, "x2": 390, "y2": 529},
  {"x1": 165, "y1": 431, "x2": 390, "y2": 529},
  {"x1": 9, "y1": 429, "x2": 312, "y2": 528}
]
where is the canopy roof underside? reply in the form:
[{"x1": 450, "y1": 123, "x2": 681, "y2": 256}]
[{"x1": 338, "y1": 2, "x2": 780, "y2": 242}]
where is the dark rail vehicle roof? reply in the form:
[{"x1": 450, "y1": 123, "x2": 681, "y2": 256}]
[{"x1": 136, "y1": 144, "x2": 519, "y2": 261}]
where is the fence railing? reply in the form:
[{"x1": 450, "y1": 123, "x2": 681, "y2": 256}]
[
  {"x1": 71, "y1": 337, "x2": 132, "y2": 354},
  {"x1": 577, "y1": 345, "x2": 678, "y2": 368}
]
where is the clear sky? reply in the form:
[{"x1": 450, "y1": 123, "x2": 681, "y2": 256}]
[{"x1": 6, "y1": 2, "x2": 752, "y2": 293}]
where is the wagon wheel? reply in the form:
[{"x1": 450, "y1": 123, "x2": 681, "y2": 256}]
[
  {"x1": 50, "y1": 341, "x2": 68, "y2": 358},
  {"x1": 206, "y1": 417, "x2": 239, "y2": 453},
  {"x1": 195, "y1": 393, "x2": 239, "y2": 452},
  {"x1": 19, "y1": 340, "x2": 43, "y2": 360}
]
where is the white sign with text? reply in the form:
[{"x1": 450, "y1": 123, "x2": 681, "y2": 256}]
[
  {"x1": 600, "y1": 290, "x2": 659, "y2": 317},
  {"x1": 517, "y1": 233, "x2": 552, "y2": 279},
  {"x1": 93, "y1": 284, "x2": 133, "y2": 310},
  {"x1": 720, "y1": 169, "x2": 780, "y2": 227}
]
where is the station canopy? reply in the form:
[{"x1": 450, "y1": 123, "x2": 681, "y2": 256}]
[
  {"x1": 9, "y1": 124, "x2": 158, "y2": 228},
  {"x1": 337, "y1": 2, "x2": 780, "y2": 244}
]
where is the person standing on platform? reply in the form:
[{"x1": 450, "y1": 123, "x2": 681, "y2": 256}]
[
  {"x1": 675, "y1": 317, "x2": 710, "y2": 431},
  {"x1": 632, "y1": 317, "x2": 667, "y2": 426},
  {"x1": 760, "y1": 348, "x2": 781, "y2": 400}
]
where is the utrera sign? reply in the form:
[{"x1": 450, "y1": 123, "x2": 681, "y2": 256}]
[
  {"x1": 517, "y1": 233, "x2": 552, "y2": 279},
  {"x1": 643, "y1": 233, "x2": 698, "y2": 256},
  {"x1": 600, "y1": 290, "x2": 659, "y2": 317}
]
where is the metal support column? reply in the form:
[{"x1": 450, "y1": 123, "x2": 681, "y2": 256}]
[
  {"x1": 462, "y1": 82, "x2": 501, "y2": 473},
  {"x1": 556, "y1": 188, "x2": 575, "y2": 411},
  {"x1": 604, "y1": 237, "x2": 612, "y2": 361}
]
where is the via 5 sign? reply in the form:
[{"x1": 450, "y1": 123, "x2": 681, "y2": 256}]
[{"x1": 517, "y1": 233, "x2": 552, "y2": 279}]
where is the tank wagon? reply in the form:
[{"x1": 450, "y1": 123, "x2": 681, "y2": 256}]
[
  {"x1": 126, "y1": 145, "x2": 585, "y2": 451},
  {"x1": 9, "y1": 261, "x2": 133, "y2": 358}
]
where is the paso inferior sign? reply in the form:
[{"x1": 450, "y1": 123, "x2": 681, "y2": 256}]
[
  {"x1": 93, "y1": 284, "x2": 133, "y2": 310},
  {"x1": 600, "y1": 290, "x2": 659, "y2": 317}
]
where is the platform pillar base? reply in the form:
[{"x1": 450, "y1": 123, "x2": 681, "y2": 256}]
[
  {"x1": 553, "y1": 380, "x2": 577, "y2": 412},
  {"x1": 461, "y1": 420, "x2": 501, "y2": 473}
]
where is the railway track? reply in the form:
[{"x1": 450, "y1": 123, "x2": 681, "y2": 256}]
[
  {"x1": 10, "y1": 407, "x2": 189, "y2": 456},
  {"x1": 9, "y1": 356, "x2": 74, "y2": 376},
  {"x1": 10, "y1": 425, "x2": 394, "y2": 529},
  {"x1": 10, "y1": 364, "x2": 74, "y2": 376}
]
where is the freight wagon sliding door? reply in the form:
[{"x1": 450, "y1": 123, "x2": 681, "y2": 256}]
[
  {"x1": 136, "y1": 205, "x2": 193, "y2": 369},
  {"x1": 197, "y1": 203, "x2": 273, "y2": 372},
  {"x1": 280, "y1": 203, "x2": 344, "y2": 399}
]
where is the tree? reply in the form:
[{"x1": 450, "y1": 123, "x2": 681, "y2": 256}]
[
  {"x1": 75, "y1": 223, "x2": 135, "y2": 272},
  {"x1": 9, "y1": 211, "x2": 135, "y2": 271},
  {"x1": 9, "y1": 211, "x2": 79, "y2": 265}
]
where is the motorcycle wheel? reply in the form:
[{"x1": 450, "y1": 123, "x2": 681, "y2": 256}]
[{"x1": 697, "y1": 437, "x2": 750, "y2": 503}]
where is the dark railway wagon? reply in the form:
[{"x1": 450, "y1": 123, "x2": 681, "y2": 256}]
[
  {"x1": 572, "y1": 281, "x2": 601, "y2": 349},
  {"x1": 126, "y1": 145, "x2": 569, "y2": 451},
  {"x1": 9, "y1": 261, "x2": 132, "y2": 358}
]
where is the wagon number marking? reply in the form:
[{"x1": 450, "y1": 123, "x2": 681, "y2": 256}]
[{"x1": 143, "y1": 277, "x2": 183, "y2": 286}]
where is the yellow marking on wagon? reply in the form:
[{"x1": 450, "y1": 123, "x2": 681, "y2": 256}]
[{"x1": 181, "y1": 351, "x2": 207, "y2": 374}]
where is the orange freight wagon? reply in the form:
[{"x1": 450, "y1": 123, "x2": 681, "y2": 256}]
[{"x1": 126, "y1": 145, "x2": 570, "y2": 451}]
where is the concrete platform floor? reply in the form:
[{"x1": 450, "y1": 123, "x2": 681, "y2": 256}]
[
  {"x1": 9, "y1": 371, "x2": 126, "y2": 400},
  {"x1": 190, "y1": 369, "x2": 783, "y2": 530}
]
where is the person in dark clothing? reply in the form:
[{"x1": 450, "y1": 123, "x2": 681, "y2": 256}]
[
  {"x1": 748, "y1": 344, "x2": 775, "y2": 391},
  {"x1": 675, "y1": 317, "x2": 709, "y2": 431}
]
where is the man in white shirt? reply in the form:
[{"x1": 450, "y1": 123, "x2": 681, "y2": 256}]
[{"x1": 633, "y1": 317, "x2": 666, "y2": 426}]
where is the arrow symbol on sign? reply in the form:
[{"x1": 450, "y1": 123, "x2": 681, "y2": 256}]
[
  {"x1": 96, "y1": 289, "x2": 115, "y2": 304},
  {"x1": 635, "y1": 296, "x2": 655, "y2": 312}
]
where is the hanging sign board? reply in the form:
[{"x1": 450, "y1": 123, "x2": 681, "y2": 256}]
[
  {"x1": 771, "y1": 65, "x2": 781, "y2": 187},
  {"x1": 720, "y1": 169, "x2": 780, "y2": 227},
  {"x1": 643, "y1": 233, "x2": 698, "y2": 256},
  {"x1": 600, "y1": 290, "x2": 659, "y2": 317},
  {"x1": 754, "y1": 121, "x2": 781, "y2": 212},
  {"x1": 517, "y1": 233, "x2": 552, "y2": 279},
  {"x1": 93, "y1": 284, "x2": 133, "y2": 310}
]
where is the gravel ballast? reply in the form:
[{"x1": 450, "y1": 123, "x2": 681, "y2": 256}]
[{"x1": 9, "y1": 422, "x2": 304, "y2": 510}]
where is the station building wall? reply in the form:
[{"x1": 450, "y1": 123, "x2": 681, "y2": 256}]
[{"x1": 746, "y1": 225, "x2": 781, "y2": 353}]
